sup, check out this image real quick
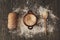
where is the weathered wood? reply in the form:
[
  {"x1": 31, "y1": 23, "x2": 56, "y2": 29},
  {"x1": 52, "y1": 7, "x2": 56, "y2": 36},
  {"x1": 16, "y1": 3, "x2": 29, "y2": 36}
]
[{"x1": 0, "y1": 0, "x2": 60, "y2": 40}]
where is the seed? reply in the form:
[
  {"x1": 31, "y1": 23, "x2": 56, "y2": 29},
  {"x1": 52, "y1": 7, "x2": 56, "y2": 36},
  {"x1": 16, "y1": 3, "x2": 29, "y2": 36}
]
[
  {"x1": 8, "y1": 12, "x2": 17, "y2": 30},
  {"x1": 42, "y1": 11, "x2": 48, "y2": 19},
  {"x1": 41, "y1": 11, "x2": 48, "y2": 34}
]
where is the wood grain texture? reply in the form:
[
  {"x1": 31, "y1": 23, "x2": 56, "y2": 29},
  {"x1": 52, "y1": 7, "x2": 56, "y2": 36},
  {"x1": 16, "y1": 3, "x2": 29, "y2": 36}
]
[{"x1": 0, "y1": 0, "x2": 60, "y2": 40}]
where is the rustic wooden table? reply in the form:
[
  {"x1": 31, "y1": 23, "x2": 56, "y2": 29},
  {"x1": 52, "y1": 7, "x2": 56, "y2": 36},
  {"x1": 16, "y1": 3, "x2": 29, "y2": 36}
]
[{"x1": 0, "y1": 0, "x2": 60, "y2": 40}]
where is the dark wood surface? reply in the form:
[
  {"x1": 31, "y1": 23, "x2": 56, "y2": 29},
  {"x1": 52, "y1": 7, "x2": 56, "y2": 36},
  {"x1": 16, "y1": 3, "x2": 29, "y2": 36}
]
[{"x1": 0, "y1": 0, "x2": 60, "y2": 40}]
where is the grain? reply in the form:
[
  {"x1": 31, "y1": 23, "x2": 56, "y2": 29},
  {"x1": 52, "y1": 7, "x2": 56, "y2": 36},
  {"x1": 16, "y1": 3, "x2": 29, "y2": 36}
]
[{"x1": 8, "y1": 12, "x2": 17, "y2": 30}]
